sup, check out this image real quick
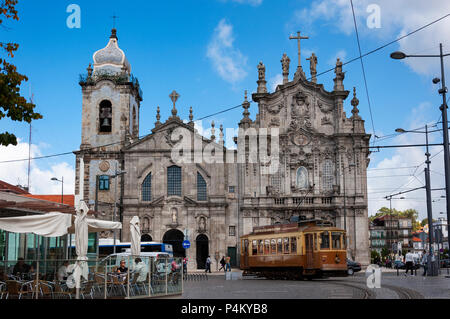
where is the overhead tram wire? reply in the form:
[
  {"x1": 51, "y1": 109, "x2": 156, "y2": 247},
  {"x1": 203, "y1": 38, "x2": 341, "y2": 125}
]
[
  {"x1": 350, "y1": 0, "x2": 376, "y2": 146},
  {"x1": 3, "y1": 14, "x2": 450, "y2": 165},
  {"x1": 0, "y1": 102, "x2": 250, "y2": 164}
]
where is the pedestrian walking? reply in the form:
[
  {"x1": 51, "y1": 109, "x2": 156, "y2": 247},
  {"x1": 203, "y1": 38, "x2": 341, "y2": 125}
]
[
  {"x1": 225, "y1": 255, "x2": 231, "y2": 272},
  {"x1": 404, "y1": 250, "x2": 414, "y2": 276},
  {"x1": 421, "y1": 250, "x2": 429, "y2": 277},
  {"x1": 219, "y1": 256, "x2": 226, "y2": 272},
  {"x1": 205, "y1": 256, "x2": 212, "y2": 273},
  {"x1": 183, "y1": 257, "x2": 188, "y2": 275}
]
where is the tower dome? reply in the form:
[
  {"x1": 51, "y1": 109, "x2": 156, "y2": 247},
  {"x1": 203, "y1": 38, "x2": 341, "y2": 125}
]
[{"x1": 92, "y1": 29, "x2": 131, "y2": 75}]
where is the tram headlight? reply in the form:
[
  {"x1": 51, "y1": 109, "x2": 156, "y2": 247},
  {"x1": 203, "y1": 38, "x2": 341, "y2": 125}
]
[{"x1": 335, "y1": 255, "x2": 341, "y2": 264}]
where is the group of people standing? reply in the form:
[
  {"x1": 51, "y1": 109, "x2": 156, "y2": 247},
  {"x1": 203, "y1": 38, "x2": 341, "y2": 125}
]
[
  {"x1": 203, "y1": 255, "x2": 231, "y2": 273},
  {"x1": 404, "y1": 249, "x2": 433, "y2": 276}
]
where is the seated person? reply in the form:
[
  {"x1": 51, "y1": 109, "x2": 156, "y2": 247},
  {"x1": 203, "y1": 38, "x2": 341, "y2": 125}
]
[
  {"x1": 57, "y1": 261, "x2": 70, "y2": 282},
  {"x1": 13, "y1": 258, "x2": 31, "y2": 276},
  {"x1": 117, "y1": 260, "x2": 128, "y2": 273},
  {"x1": 133, "y1": 258, "x2": 148, "y2": 283}
]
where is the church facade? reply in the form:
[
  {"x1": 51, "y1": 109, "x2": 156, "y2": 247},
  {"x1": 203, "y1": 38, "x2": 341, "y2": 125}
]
[{"x1": 74, "y1": 29, "x2": 371, "y2": 269}]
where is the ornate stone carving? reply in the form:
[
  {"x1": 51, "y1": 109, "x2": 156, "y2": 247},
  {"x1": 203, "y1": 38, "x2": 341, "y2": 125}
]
[
  {"x1": 317, "y1": 100, "x2": 333, "y2": 113},
  {"x1": 267, "y1": 103, "x2": 283, "y2": 115},
  {"x1": 99, "y1": 160, "x2": 110, "y2": 172},
  {"x1": 321, "y1": 116, "x2": 332, "y2": 126}
]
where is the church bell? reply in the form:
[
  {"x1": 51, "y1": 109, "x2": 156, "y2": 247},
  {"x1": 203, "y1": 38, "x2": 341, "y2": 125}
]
[{"x1": 101, "y1": 118, "x2": 111, "y2": 128}]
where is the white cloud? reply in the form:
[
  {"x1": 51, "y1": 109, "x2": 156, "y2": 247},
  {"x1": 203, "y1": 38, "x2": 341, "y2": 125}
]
[
  {"x1": 293, "y1": 1, "x2": 450, "y2": 76},
  {"x1": 207, "y1": 19, "x2": 248, "y2": 85},
  {"x1": 327, "y1": 49, "x2": 347, "y2": 67},
  {"x1": 269, "y1": 74, "x2": 283, "y2": 92},
  {"x1": 0, "y1": 139, "x2": 75, "y2": 195},
  {"x1": 367, "y1": 102, "x2": 446, "y2": 220}
]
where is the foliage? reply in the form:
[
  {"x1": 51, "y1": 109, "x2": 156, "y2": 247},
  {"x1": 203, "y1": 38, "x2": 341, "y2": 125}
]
[
  {"x1": 371, "y1": 250, "x2": 380, "y2": 263},
  {"x1": 420, "y1": 218, "x2": 436, "y2": 227},
  {"x1": 0, "y1": 0, "x2": 42, "y2": 146},
  {"x1": 370, "y1": 207, "x2": 420, "y2": 231},
  {"x1": 381, "y1": 247, "x2": 389, "y2": 258}
]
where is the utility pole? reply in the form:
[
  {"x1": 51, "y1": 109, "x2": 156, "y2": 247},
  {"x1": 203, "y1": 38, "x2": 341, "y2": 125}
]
[
  {"x1": 424, "y1": 124, "x2": 437, "y2": 275},
  {"x1": 111, "y1": 163, "x2": 126, "y2": 254},
  {"x1": 437, "y1": 43, "x2": 450, "y2": 257}
]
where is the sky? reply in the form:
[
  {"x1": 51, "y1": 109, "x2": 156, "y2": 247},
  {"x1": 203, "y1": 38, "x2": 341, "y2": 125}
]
[{"x1": 0, "y1": 0, "x2": 449, "y2": 221}]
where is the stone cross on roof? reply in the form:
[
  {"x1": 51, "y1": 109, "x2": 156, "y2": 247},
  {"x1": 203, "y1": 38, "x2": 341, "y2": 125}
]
[
  {"x1": 289, "y1": 31, "x2": 309, "y2": 69},
  {"x1": 169, "y1": 90, "x2": 180, "y2": 117}
]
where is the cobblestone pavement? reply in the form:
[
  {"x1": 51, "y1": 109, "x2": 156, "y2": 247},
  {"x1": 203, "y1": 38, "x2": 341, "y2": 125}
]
[{"x1": 182, "y1": 269, "x2": 450, "y2": 299}]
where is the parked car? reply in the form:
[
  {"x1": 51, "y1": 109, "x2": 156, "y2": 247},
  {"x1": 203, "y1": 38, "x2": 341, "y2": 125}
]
[{"x1": 347, "y1": 259, "x2": 362, "y2": 275}]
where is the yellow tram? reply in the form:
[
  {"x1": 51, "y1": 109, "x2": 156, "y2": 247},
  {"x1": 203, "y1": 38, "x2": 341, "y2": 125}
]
[{"x1": 240, "y1": 219, "x2": 348, "y2": 279}]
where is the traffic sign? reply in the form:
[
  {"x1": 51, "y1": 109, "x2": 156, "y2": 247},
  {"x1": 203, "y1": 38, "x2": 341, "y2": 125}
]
[{"x1": 182, "y1": 240, "x2": 191, "y2": 249}]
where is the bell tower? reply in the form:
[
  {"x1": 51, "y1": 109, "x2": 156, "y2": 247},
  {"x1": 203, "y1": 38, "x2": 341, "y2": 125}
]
[{"x1": 74, "y1": 28, "x2": 143, "y2": 210}]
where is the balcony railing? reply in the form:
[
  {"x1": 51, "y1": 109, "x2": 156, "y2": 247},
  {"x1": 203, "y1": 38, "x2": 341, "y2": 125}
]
[{"x1": 79, "y1": 71, "x2": 143, "y2": 99}]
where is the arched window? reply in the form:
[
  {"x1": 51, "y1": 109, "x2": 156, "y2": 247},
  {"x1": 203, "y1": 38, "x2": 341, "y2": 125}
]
[
  {"x1": 167, "y1": 165, "x2": 182, "y2": 196},
  {"x1": 142, "y1": 173, "x2": 152, "y2": 201},
  {"x1": 197, "y1": 173, "x2": 207, "y2": 201},
  {"x1": 99, "y1": 100, "x2": 112, "y2": 133},
  {"x1": 296, "y1": 167, "x2": 308, "y2": 189},
  {"x1": 323, "y1": 160, "x2": 334, "y2": 191}
]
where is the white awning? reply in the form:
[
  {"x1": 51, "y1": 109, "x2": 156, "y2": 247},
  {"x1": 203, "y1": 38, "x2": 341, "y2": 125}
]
[
  {"x1": 0, "y1": 212, "x2": 122, "y2": 237},
  {"x1": 0, "y1": 212, "x2": 72, "y2": 237}
]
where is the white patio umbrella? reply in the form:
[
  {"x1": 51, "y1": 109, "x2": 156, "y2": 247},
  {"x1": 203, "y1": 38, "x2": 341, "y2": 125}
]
[
  {"x1": 130, "y1": 216, "x2": 141, "y2": 257},
  {"x1": 72, "y1": 201, "x2": 89, "y2": 298}
]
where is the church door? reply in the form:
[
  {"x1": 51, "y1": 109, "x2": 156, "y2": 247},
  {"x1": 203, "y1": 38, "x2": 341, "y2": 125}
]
[
  {"x1": 196, "y1": 234, "x2": 209, "y2": 269},
  {"x1": 141, "y1": 234, "x2": 152, "y2": 242},
  {"x1": 163, "y1": 229, "x2": 185, "y2": 258}
]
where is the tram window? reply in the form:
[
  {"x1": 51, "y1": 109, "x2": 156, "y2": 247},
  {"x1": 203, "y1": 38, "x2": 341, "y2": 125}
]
[
  {"x1": 277, "y1": 238, "x2": 282, "y2": 254},
  {"x1": 252, "y1": 240, "x2": 258, "y2": 255},
  {"x1": 314, "y1": 233, "x2": 318, "y2": 250},
  {"x1": 283, "y1": 237, "x2": 289, "y2": 254},
  {"x1": 332, "y1": 232, "x2": 341, "y2": 249},
  {"x1": 258, "y1": 240, "x2": 264, "y2": 254},
  {"x1": 343, "y1": 234, "x2": 347, "y2": 249},
  {"x1": 244, "y1": 239, "x2": 249, "y2": 254},
  {"x1": 320, "y1": 231, "x2": 330, "y2": 249},
  {"x1": 271, "y1": 239, "x2": 276, "y2": 254},
  {"x1": 265, "y1": 239, "x2": 270, "y2": 254},
  {"x1": 290, "y1": 237, "x2": 297, "y2": 253}
]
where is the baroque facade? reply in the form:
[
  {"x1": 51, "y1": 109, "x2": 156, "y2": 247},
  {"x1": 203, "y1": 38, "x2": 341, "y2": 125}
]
[{"x1": 74, "y1": 29, "x2": 371, "y2": 269}]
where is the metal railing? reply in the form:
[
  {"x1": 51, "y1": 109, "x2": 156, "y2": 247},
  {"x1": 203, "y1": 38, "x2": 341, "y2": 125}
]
[{"x1": 0, "y1": 256, "x2": 183, "y2": 299}]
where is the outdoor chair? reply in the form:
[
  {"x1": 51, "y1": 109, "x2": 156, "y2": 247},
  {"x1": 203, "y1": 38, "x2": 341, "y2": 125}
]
[
  {"x1": 37, "y1": 281, "x2": 54, "y2": 299},
  {"x1": 0, "y1": 281, "x2": 5, "y2": 299},
  {"x1": 53, "y1": 281, "x2": 72, "y2": 299},
  {"x1": 93, "y1": 273, "x2": 111, "y2": 296},
  {"x1": 111, "y1": 274, "x2": 127, "y2": 296},
  {"x1": 5, "y1": 280, "x2": 33, "y2": 299},
  {"x1": 80, "y1": 281, "x2": 94, "y2": 299}
]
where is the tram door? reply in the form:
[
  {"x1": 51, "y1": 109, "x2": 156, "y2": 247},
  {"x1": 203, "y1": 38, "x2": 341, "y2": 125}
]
[
  {"x1": 242, "y1": 239, "x2": 249, "y2": 268},
  {"x1": 305, "y1": 234, "x2": 314, "y2": 269}
]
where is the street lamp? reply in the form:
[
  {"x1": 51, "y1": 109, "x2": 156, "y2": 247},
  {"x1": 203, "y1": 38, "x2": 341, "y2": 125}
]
[
  {"x1": 391, "y1": 44, "x2": 450, "y2": 259},
  {"x1": 341, "y1": 163, "x2": 356, "y2": 256},
  {"x1": 396, "y1": 124, "x2": 440, "y2": 275},
  {"x1": 51, "y1": 177, "x2": 64, "y2": 204},
  {"x1": 111, "y1": 163, "x2": 126, "y2": 254},
  {"x1": 384, "y1": 195, "x2": 405, "y2": 257},
  {"x1": 51, "y1": 176, "x2": 67, "y2": 258}
]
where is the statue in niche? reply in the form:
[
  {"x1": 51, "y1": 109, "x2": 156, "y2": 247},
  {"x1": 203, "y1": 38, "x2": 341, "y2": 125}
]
[
  {"x1": 199, "y1": 217, "x2": 206, "y2": 232},
  {"x1": 296, "y1": 167, "x2": 309, "y2": 189},
  {"x1": 142, "y1": 217, "x2": 150, "y2": 231},
  {"x1": 171, "y1": 208, "x2": 178, "y2": 224}
]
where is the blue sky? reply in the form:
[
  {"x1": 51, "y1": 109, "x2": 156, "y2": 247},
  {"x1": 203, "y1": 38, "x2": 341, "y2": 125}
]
[{"x1": 1, "y1": 0, "x2": 449, "y2": 220}]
